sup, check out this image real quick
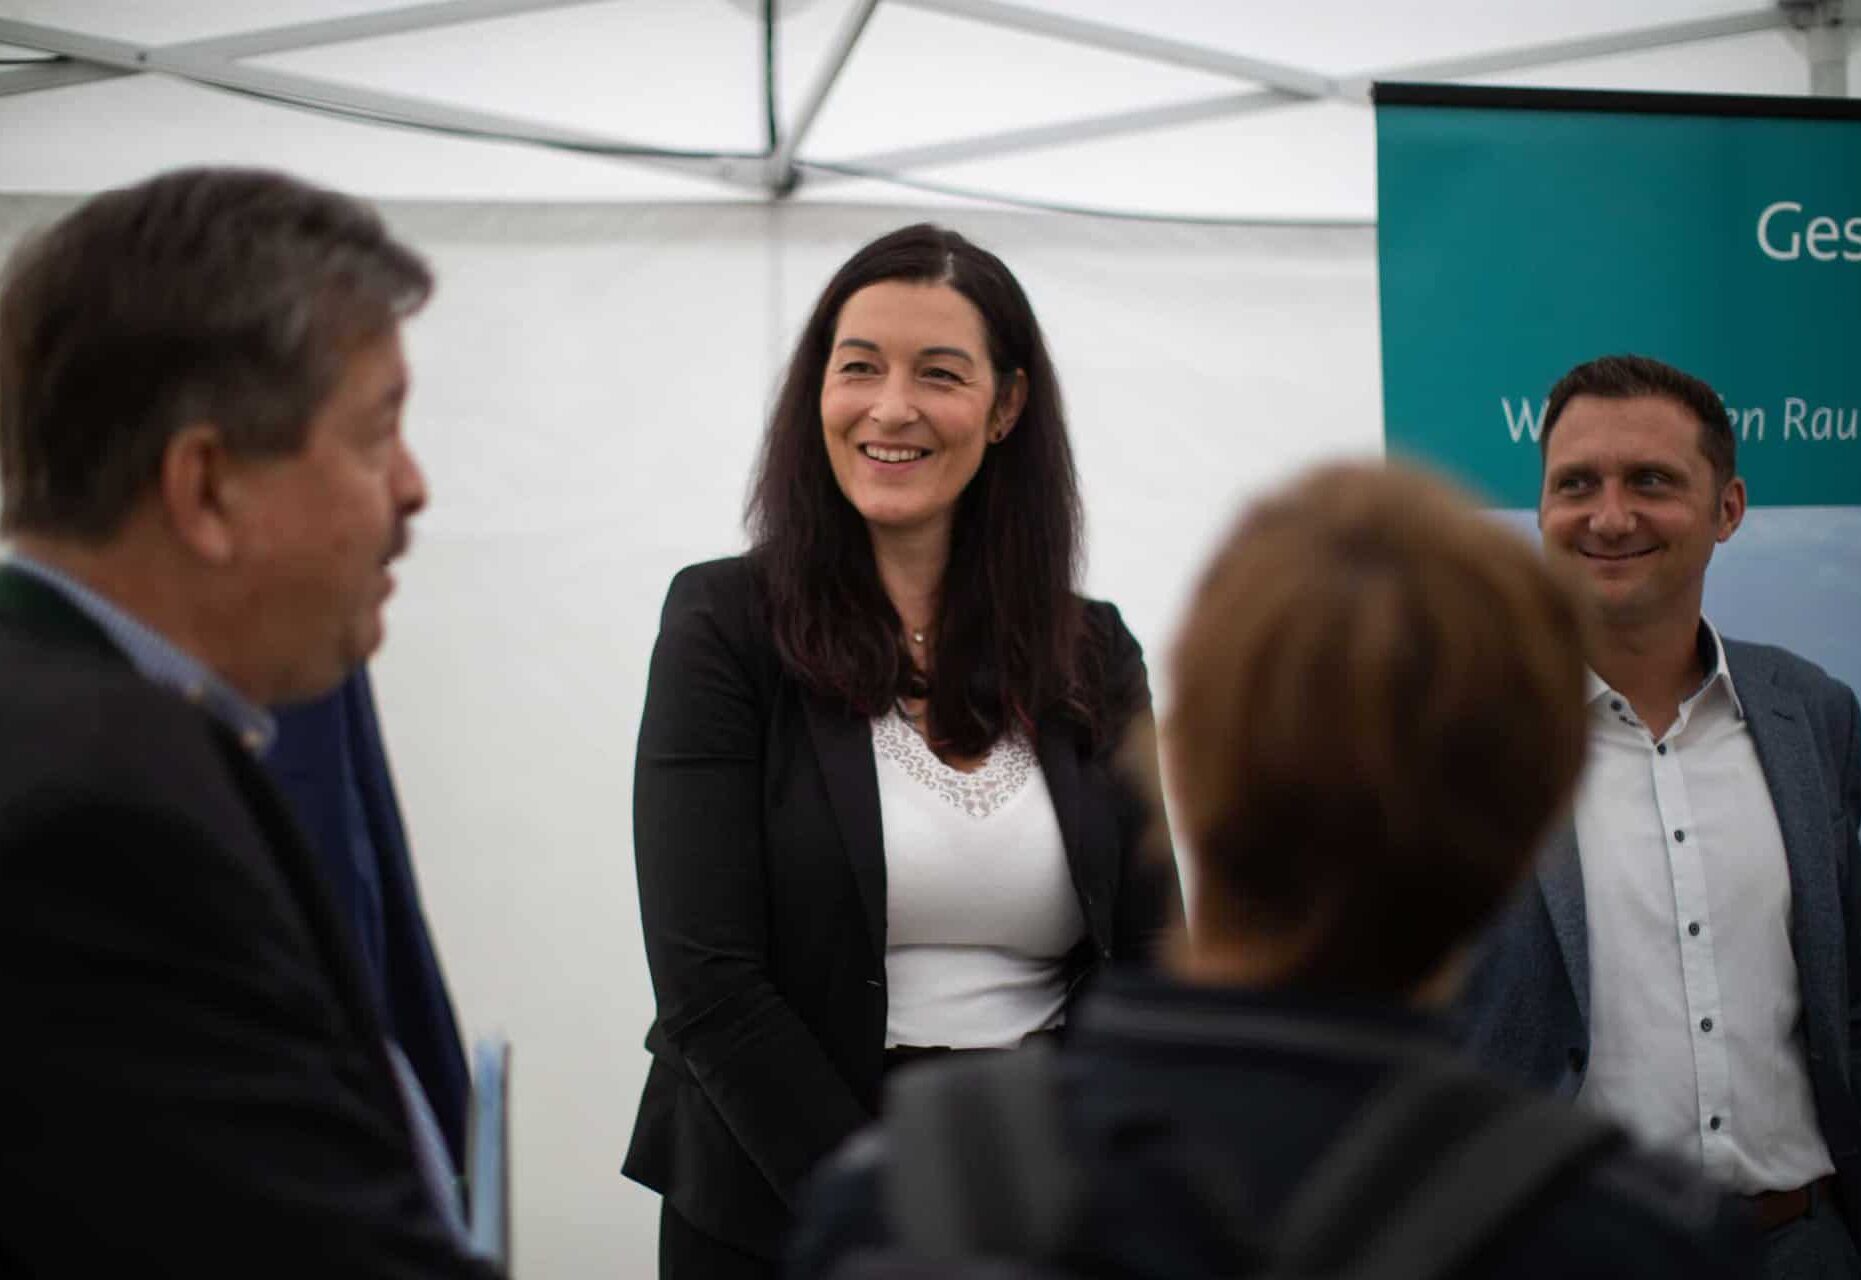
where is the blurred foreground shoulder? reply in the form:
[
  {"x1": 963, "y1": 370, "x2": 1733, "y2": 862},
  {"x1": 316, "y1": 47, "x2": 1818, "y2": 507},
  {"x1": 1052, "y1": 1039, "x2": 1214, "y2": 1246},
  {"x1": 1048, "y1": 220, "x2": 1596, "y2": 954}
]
[{"x1": 1525, "y1": 1142, "x2": 1759, "y2": 1279}]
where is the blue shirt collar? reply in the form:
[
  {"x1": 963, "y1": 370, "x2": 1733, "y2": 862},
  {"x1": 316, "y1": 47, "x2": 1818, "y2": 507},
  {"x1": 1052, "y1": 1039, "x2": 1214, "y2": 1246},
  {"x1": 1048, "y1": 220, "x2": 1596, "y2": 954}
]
[{"x1": 5, "y1": 552, "x2": 276, "y2": 754}]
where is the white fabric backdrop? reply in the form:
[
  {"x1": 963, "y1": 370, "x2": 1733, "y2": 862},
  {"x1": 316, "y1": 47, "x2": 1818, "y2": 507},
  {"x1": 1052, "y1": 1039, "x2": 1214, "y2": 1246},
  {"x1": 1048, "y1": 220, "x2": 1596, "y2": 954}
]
[{"x1": 0, "y1": 195, "x2": 1382, "y2": 1278}]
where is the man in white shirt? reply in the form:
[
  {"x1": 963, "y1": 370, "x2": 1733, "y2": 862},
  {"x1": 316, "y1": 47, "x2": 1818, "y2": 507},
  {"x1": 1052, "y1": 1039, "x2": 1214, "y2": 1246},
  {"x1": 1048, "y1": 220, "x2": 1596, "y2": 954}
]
[{"x1": 1461, "y1": 354, "x2": 1861, "y2": 1278}]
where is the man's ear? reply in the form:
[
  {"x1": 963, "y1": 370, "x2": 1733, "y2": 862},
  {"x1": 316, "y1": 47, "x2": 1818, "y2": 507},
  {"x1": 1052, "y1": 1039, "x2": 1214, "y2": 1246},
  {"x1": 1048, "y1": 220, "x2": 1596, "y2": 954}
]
[
  {"x1": 159, "y1": 423, "x2": 238, "y2": 564},
  {"x1": 1716, "y1": 475, "x2": 1747, "y2": 544},
  {"x1": 990, "y1": 369, "x2": 1029, "y2": 443}
]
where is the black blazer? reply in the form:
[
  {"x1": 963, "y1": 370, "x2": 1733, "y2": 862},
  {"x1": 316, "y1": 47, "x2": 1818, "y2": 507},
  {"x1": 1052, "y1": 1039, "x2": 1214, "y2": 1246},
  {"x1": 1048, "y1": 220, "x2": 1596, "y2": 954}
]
[
  {"x1": 0, "y1": 567, "x2": 498, "y2": 1279},
  {"x1": 622, "y1": 555, "x2": 1180, "y2": 1257}
]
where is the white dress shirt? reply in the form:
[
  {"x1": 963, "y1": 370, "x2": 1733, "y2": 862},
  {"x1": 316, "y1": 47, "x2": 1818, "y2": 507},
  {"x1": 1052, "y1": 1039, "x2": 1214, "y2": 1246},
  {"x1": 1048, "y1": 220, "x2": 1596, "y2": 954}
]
[
  {"x1": 1576, "y1": 620, "x2": 1832, "y2": 1193},
  {"x1": 873, "y1": 707, "x2": 1084, "y2": 1049}
]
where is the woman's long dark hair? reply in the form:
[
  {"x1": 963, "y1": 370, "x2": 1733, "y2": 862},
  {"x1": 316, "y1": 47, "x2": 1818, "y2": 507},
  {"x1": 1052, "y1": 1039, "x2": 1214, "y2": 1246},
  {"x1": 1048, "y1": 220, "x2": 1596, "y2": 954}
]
[{"x1": 747, "y1": 224, "x2": 1087, "y2": 756}]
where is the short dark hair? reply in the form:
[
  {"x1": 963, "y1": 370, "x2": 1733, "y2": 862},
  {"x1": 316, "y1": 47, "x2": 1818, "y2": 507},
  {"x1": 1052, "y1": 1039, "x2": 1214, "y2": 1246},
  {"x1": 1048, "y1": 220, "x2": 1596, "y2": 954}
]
[
  {"x1": 1539, "y1": 354, "x2": 1736, "y2": 487},
  {"x1": 1167, "y1": 462, "x2": 1588, "y2": 996},
  {"x1": 0, "y1": 167, "x2": 432, "y2": 539},
  {"x1": 747, "y1": 223, "x2": 1089, "y2": 758}
]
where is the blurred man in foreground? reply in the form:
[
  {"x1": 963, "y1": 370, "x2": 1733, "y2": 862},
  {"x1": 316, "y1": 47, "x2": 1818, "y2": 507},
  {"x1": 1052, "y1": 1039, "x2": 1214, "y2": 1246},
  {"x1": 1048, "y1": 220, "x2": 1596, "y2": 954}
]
[
  {"x1": 0, "y1": 168, "x2": 498, "y2": 1277},
  {"x1": 791, "y1": 462, "x2": 1752, "y2": 1279}
]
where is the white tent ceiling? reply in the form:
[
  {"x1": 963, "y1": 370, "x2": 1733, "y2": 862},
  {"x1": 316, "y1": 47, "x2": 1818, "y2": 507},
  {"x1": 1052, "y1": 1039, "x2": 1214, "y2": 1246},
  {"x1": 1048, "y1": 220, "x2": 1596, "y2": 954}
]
[{"x1": 1, "y1": 0, "x2": 1856, "y2": 220}]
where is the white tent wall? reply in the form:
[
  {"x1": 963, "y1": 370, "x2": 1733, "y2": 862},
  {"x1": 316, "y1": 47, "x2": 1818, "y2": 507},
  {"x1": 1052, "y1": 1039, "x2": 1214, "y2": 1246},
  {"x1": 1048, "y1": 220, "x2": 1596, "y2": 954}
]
[{"x1": 0, "y1": 193, "x2": 1379, "y2": 1277}]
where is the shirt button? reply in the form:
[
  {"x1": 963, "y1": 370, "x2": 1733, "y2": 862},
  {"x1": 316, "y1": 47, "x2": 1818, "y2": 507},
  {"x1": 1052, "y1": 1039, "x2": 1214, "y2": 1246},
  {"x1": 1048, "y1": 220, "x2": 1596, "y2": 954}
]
[
  {"x1": 1674, "y1": 829, "x2": 1686, "y2": 843},
  {"x1": 1688, "y1": 922, "x2": 1701, "y2": 937},
  {"x1": 1657, "y1": 743, "x2": 1668, "y2": 755},
  {"x1": 1610, "y1": 699, "x2": 1623, "y2": 712},
  {"x1": 1700, "y1": 1017, "x2": 1714, "y2": 1033},
  {"x1": 1709, "y1": 1115, "x2": 1723, "y2": 1131}
]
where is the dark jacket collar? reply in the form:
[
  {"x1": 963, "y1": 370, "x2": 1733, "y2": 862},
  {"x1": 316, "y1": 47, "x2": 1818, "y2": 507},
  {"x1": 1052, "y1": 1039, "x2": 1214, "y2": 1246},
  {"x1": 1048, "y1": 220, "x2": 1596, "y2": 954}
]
[
  {"x1": 1073, "y1": 969, "x2": 1452, "y2": 1063},
  {"x1": 0, "y1": 562, "x2": 123, "y2": 662}
]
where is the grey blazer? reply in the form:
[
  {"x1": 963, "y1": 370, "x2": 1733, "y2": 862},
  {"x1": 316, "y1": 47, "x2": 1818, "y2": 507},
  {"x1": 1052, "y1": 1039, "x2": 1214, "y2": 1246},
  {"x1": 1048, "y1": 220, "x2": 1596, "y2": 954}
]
[{"x1": 1459, "y1": 638, "x2": 1861, "y2": 1228}]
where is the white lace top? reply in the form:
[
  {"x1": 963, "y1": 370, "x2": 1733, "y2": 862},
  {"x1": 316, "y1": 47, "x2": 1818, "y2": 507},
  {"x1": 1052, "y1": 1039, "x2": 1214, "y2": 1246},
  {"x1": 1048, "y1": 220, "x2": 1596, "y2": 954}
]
[{"x1": 872, "y1": 706, "x2": 1084, "y2": 1049}]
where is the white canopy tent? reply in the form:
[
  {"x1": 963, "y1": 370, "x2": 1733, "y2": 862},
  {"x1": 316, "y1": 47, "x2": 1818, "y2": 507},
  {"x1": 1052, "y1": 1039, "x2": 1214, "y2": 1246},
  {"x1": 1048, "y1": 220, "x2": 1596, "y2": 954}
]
[
  {"x1": 0, "y1": 4, "x2": 1855, "y2": 1277},
  {"x1": 1, "y1": 0, "x2": 1856, "y2": 213}
]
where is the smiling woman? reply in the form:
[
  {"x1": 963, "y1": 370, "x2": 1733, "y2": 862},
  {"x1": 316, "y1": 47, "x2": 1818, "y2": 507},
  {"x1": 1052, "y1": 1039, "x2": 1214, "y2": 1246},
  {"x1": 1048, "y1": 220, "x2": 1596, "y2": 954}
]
[
  {"x1": 623, "y1": 224, "x2": 1182, "y2": 1278},
  {"x1": 818, "y1": 278, "x2": 1025, "y2": 544}
]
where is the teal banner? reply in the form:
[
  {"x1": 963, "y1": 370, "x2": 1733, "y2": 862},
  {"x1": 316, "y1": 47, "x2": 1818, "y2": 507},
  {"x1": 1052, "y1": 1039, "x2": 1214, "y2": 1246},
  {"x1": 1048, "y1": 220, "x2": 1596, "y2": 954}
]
[{"x1": 1377, "y1": 86, "x2": 1861, "y2": 509}]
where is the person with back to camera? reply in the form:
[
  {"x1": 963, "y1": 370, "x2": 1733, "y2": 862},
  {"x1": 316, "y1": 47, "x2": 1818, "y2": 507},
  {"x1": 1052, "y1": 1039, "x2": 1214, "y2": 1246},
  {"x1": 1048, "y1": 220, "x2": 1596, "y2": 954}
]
[
  {"x1": 622, "y1": 223, "x2": 1182, "y2": 1278},
  {"x1": 788, "y1": 461, "x2": 1758, "y2": 1279}
]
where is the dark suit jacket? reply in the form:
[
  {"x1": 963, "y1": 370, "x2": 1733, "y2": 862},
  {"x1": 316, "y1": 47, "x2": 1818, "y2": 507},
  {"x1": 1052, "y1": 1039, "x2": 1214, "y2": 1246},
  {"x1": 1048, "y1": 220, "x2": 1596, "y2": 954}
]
[
  {"x1": 268, "y1": 669, "x2": 472, "y2": 1169},
  {"x1": 622, "y1": 555, "x2": 1181, "y2": 1258},
  {"x1": 1460, "y1": 638, "x2": 1861, "y2": 1230},
  {"x1": 0, "y1": 566, "x2": 498, "y2": 1279}
]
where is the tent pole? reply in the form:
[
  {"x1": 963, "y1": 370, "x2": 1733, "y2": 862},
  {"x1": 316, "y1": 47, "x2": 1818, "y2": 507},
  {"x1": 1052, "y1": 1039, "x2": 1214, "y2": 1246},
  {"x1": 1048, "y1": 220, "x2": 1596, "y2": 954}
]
[
  {"x1": 804, "y1": 8, "x2": 1796, "y2": 188},
  {"x1": 1339, "y1": 9, "x2": 1788, "y2": 100},
  {"x1": 0, "y1": 59, "x2": 123, "y2": 98},
  {"x1": 769, "y1": 0, "x2": 881, "y2": 196},
  {"x1": 171, "y1": 0, "x2": 607, "y2": 61},
  {"x1": 891, "y1": 0, "x2": 1330, "y2": 97},
  {"x1": 0, "y1": 16, "x2": 766, "y2": 191},
  {"x1": 811, "y1": 88, "x2": 1291, "y2": 186},
  {"x1": 0, "y1": 0, "x2": 604, "y2": 101},
  {"x1": 1781, "y1": 0, "x2": 1853, "y2": 96}
]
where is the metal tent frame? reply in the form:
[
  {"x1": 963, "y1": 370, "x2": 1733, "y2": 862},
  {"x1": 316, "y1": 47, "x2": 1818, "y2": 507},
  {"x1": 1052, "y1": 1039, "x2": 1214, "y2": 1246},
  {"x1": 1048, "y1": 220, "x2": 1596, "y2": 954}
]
[{"x1": 0, "y1": 0, "x2": 1852, "y2": 209}]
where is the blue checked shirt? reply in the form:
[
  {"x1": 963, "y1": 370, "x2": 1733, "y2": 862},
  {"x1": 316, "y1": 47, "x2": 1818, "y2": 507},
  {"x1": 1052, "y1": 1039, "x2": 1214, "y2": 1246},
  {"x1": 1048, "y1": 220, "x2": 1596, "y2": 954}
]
[{"x1": 5, "y1": 552, "x2": 276, "y2": 754}]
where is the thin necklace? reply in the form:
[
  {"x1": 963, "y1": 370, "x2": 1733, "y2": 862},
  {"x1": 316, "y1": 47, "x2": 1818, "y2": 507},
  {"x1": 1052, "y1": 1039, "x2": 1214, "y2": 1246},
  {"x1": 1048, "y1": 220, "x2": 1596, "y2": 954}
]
[{"x1": 902, "y1": 623, "x2": 930, "y2": 731}]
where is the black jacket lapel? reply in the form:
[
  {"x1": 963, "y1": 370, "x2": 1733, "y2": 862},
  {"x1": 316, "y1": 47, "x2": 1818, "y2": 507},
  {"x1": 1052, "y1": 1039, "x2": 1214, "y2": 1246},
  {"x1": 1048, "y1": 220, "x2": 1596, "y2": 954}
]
[
  {"x1": 1037, "y1": 717, "x2": 1113, "y2": 952},
  {"x1": 802, "y1": 692, "x2": 887, "y2": 958}
]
